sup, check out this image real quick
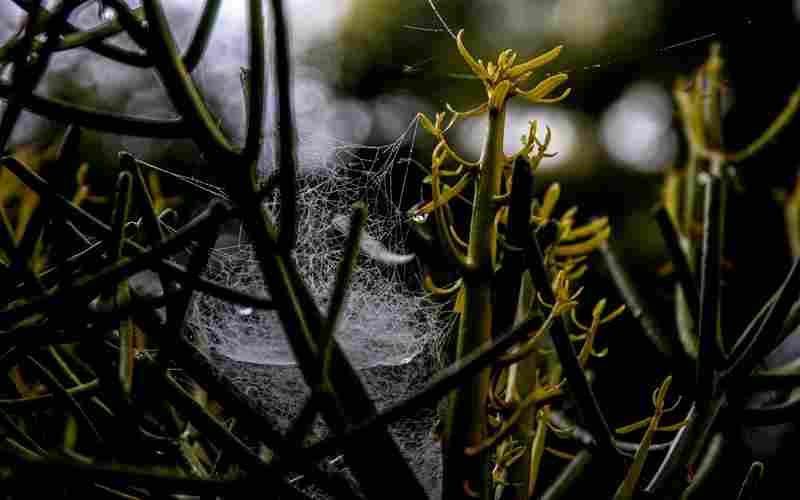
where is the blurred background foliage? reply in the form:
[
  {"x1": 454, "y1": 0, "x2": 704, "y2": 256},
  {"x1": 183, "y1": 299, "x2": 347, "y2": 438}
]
[{"x1": 322, "y1": 0, "x2": 800, "y2": 439}]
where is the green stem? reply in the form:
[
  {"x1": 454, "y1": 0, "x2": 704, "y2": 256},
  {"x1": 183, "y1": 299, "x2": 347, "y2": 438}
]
[
  {"x1": 492, "y1": 153, "x2": 538, "y2": 500},
  {"x1": 735, "y1": 462, "x2": 765, "y2": 500},
  {"x1": 679, "y1": 433, "x2": 725, "y2": 499},
  {"x1": 676, "y1": 151, "x2": 700, "y2": 360},
  {"x1": 696, "y1": 169, "x2": 726, "y2": 398},
  {"x1": 496, "y1": 276, "x2": 538, "y2": 500},
  {"x1": 540, "y1": 450, "x2": 592, "y2": 500},
  {"x1": 645, "y1": 397, "x2": 725, "y2": 495},
  {"x1": 443, "y1": 105, "x2": 506, "y2": 500}
]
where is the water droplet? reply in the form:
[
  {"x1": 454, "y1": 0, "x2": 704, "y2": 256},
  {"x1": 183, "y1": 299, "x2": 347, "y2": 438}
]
[{"x1": 100, "y1": 7, "x2": 116, "y2": 22}]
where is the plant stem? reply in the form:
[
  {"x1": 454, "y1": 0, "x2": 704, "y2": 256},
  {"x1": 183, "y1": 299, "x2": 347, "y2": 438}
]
[
  {"x1": 645, "y1": 397, "x2": 725, "y2": 495},
  {"x1": 493, "y1": 156, "x2": 537, "y2": 500},
  {"x1": 443, "y1": 104, "x2": 506, "y2": 500},
  {"x1": 496, "y1": 282, "x2": 538, "y2": 500},
  {"x1": 696, "y1": 169, "x2": 726, "y2": 399}
]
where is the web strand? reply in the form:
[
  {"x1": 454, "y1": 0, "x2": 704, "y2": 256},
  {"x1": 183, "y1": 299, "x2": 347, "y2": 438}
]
[
  {"x1": 404, "y1": 14, "x2": 755, "y2": 81},
  {"x1": 426, "y1": 0, "x2": 457, "y2": 40}
]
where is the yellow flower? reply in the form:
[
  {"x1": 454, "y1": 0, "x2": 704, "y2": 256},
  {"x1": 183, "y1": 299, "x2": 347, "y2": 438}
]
[{"x1": 455, "y1": 30, "x2": 571, "y2": 108}]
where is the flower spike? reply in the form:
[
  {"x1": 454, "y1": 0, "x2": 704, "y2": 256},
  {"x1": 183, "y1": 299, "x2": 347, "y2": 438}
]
[
  {"x1": 456, "y1": 30, "x2": 490, "y2": 82},
  {"x1": 506, "y1": 45, "x2": 564, "y2": 80},
  {"x1": 517, "y1": 73, "x2": 571, "y2": 103}
]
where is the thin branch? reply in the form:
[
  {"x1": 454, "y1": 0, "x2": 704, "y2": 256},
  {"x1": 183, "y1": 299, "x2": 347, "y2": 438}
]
[
  {"x1": 0, "y1": 83, "x2": 187, "y2": 137},
  {"x1": 539, "y1": 450, "x2": 592, "y2": 500},
  {"x1": 0, "y1": 449, "x2": 286, "y2": 497},
  {"x1": 654, "y1": 205, "x2": 700, "y2": 322},
  {"x1": 1, "y1": 200, "x2": 231, "y2": 327},
  {"x1": 162, "y1": 334, "x2": 358, "y2": 499},
  {"x1": 723, "y1": 257, "x2": 800, "y2": 385},
  {"x1": 140, "y1": 357, "x2": 308, "y2": 499},
  {"x1": 320, "y1": 203, "x2": 366, "y2": 380},
  {"x1": 600, "y1": 241, "x2": 676, "y2": 361},
  {"x1": 530, "y1": 238, "x2": 619, "y2": 462},
  {"x1": 302, "y1": 314, "x2": 541, "y2": 462},
  {"x1": 268, "y1": 0, "x2": 299, "y2": 249},
  {"x1": 736, "y1": 392, "x2": 800, "y2": 425},
  {"x1": 243, "y1": 0, "x2": 266, "y2": 164},
  {"x1": 141, "y1": 0, "x2": 237, "y2": 157},
  {"x1": 696, "y1": 172, "x2": 726, "y2": 400},
  {"x1": 677, "y1": 432, "x2": 725, "y2": 499},
  {"x1": 735, "y1": 462, "x2": 764, "y2": 500},
  {"x1": 0, "y1": 0, "x2": 75, "y2": 151},
  {"x1": 0, "y1": 379, "x2": 98, "y2": 409},
  {"x1": 24, "y1": 354, "x2": 105, "y2": 447},
  {"x1": 0, "y1": 156, "x2": 274, "y2": 312},
  {"x1": 181, "y1": 0, "x2": 223, "y2": 72},
  {"x1": 5, "y1": 0, "x2": 149, "y2": 66}
]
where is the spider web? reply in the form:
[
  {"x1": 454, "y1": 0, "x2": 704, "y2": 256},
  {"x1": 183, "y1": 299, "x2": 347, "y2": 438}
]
[
  {"x1": 185, "y1": 120, "x2": 448, "y2": 497},
  {"x1": 188, "y1": 119, "x2": 444, "y2": 368}
]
